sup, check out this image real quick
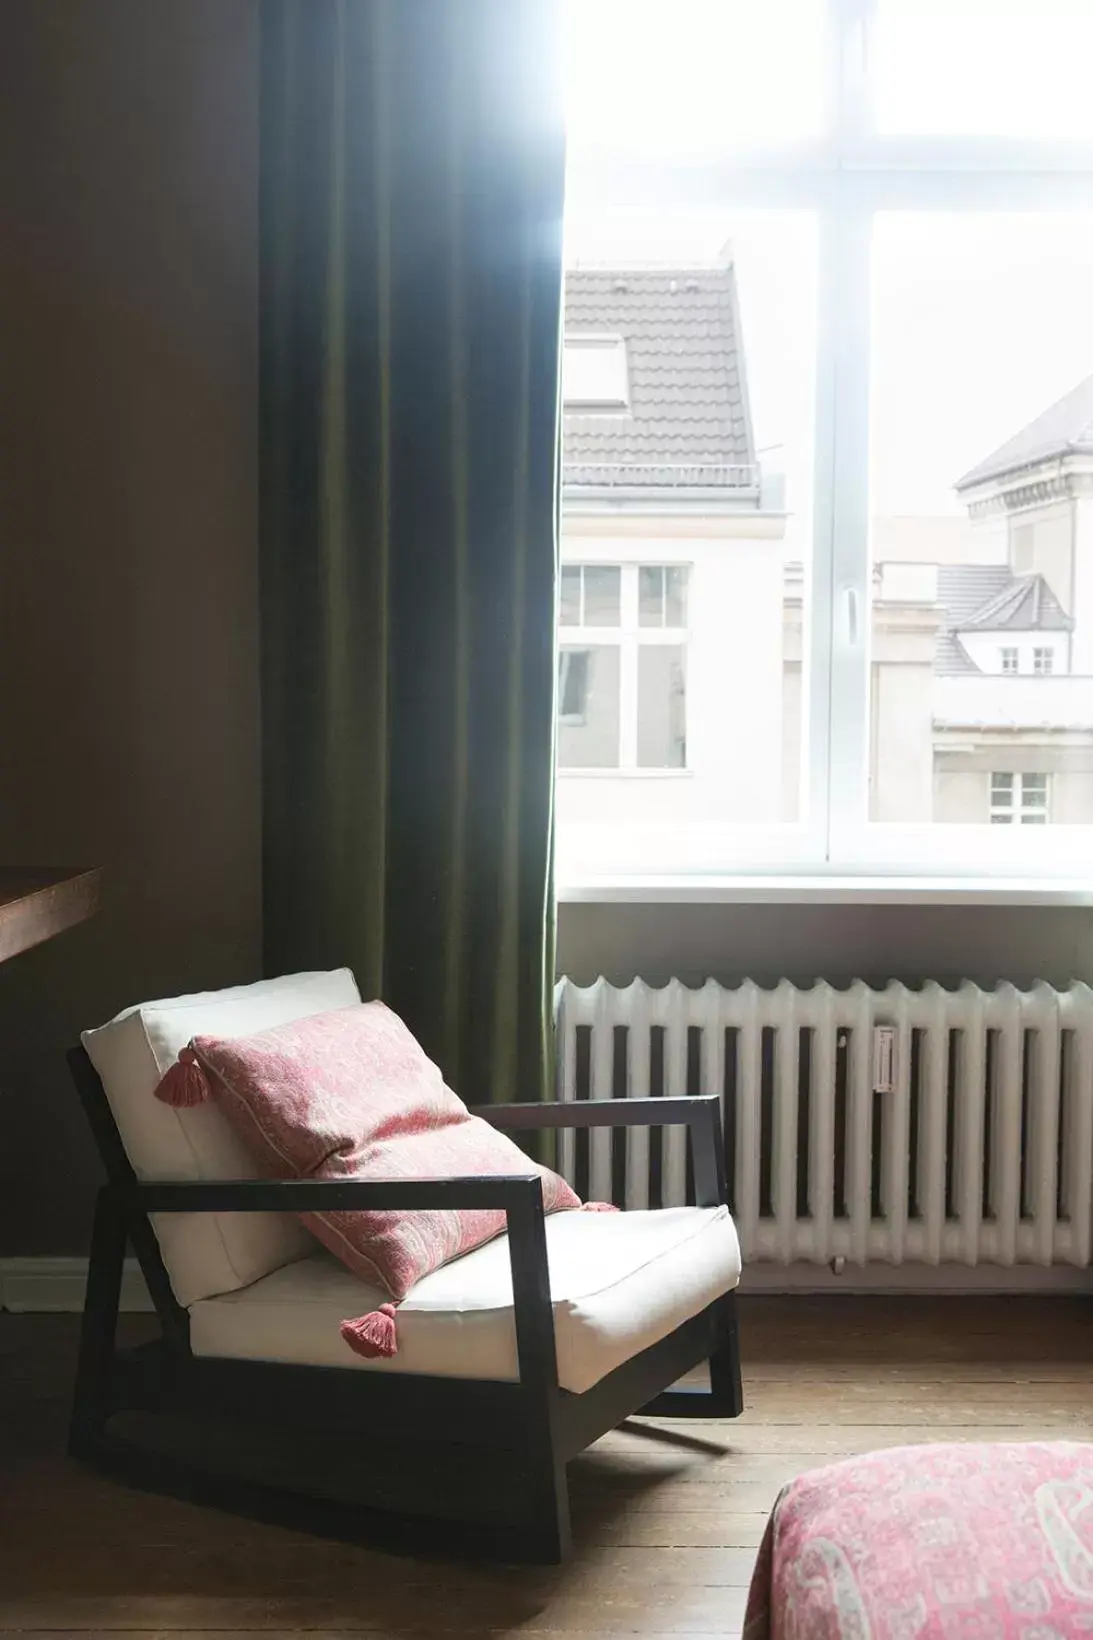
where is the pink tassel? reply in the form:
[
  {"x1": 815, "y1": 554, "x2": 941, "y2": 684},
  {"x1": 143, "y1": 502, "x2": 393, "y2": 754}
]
[
  {"x1": 581, "y1": 1200, "x2": 621, "y2": 1213},
  {"x1": 341, "y1": 1303, "x2": 399, "y2": 1359},
  {"x1": 153, "y1": 1046, "x2": 210, "y2": 1107}
]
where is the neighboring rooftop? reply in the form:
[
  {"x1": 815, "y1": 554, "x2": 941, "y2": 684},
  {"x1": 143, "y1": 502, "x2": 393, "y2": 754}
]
[
  {"x1": 955, "y1": 374, "x2": 1093, "y2": 492},
  {"x1": 935, "y1": 567, "x2": 1073, "y2": 674},
  {"x1": 562, "y1": 265, "x2": 758, "y2": 493},
  {"x1": 960, "y1": 574, "x2": 1071, "y2": 633}
]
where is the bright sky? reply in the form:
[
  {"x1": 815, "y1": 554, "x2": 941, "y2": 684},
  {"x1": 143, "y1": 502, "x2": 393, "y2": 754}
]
[
  {"x1": 565, "y1": 0, "x2": 1093, "y2": 536},
  {"x1": 565, "y1": 0, "x2": 1093, "y2": 156},
  {"x1": 872, "y1": 216, "x2": 1093, "y2": 514}
]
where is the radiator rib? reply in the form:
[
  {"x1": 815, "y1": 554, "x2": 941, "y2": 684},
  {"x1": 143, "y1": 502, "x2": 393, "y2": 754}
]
[{"x1": 623, "y1": 978, "x2": 651, "y2": 1211}]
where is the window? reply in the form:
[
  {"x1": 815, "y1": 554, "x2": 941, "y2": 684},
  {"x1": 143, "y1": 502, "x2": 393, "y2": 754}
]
[
  {"x1": 559, "y1": 564, "x2": 621, "y2": 627},
  {"x1": 990, "y1": 773, "x2": 1050, "y2": 826},
  {"x1": 560, "y1": 0, "x2": 1093, "y2": 886},
  {"x1": 563, "y1": 337, "x2": 629, "y2": 409},
  {"x1": 557, "y1": 565, "x2": 688, "y2": 771},
  {"x1": 639, "y1": 566, "x2": 687, "y2": 629}
]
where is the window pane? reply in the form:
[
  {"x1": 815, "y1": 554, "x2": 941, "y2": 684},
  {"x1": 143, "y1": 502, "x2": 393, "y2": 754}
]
[
  {"x1": 582, "y1": 566, "x2": 621, "y2": 626},
  {"x1": 665, "y1": 567, "x2": 688, "y2": 627},
  {"x1": 869, "y1": 215, "x2": 1093, "y2": 828},
  {"x1": 638, "y1": 567, "x2": 664, "y2": 627},
  {"x1": 557, "y1": 646, "x2": 620, "y2": 768},
  {"x1": 637, "y1": 645, "x2": 686, "y2": 768},
  {"x1": 874, "y1": 1, "x2": 1093, "y2": 141},
  {"x1": 557, "y1": 208, "x2": 817, "y2": 870},
  {"x1": 563, "y1": 337, "x2": 629, "y2": 409},
  {"x1": 565, "y1": 0, "x2": 828, "y2": 161},
  {"x1": 559, "y1": 566, "x2": 582, "y2": 626}
]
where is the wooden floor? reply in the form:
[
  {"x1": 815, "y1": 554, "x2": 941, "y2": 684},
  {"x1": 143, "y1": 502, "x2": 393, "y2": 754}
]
[{"x1": 3, "y1": 1297, "x2": 1093, "y2": 1638}]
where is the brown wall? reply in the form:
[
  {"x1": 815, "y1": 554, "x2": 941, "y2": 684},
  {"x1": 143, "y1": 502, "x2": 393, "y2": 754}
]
[
  {"x1": 0, "y1": 1, "x2": 261, "y2": 1254},
  {"x1": 557, "y1": 901, "x2": 1093, "y2": 993}
]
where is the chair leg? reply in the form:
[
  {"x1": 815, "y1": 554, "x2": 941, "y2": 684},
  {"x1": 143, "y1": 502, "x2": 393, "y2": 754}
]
[
  {"x1": 69, "y1": 1188, "x2": 127, "y2": 1459},
  {"x1": 709, "y1": 1289, "x2": 744, "y2": 1417},
  {"x1": 525, "y1": 1439, "x2": 571, "y2": 1564},
  {"x1": 638, "y1": 1292, "x2": 744, "y2": 1418}
]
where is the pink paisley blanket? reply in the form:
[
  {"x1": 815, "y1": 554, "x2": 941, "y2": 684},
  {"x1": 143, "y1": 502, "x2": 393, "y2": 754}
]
[{"x1": 743, "y1": 1441, "x2": 1093, "y2": 1639}]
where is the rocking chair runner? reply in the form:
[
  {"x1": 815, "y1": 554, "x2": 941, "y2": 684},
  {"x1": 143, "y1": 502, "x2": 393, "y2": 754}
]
[{"x1": 67, "y1": 989, "x2": 743, "y2": 1564}]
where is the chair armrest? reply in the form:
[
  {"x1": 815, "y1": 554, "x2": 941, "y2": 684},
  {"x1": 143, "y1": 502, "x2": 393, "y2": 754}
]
[
  {"x1": 469, "y1": 1094, "x2": 728, "y2": 1209},
  {"x1": 124, "y1": 1174, "x2": 561, "y2": 1393},
  {"x1": 469, "y1": 1095, "x2": 717, "y2": 1131},
  {"x1": 130, "y1": 1176, "x2": 541, "y2": 1214}
]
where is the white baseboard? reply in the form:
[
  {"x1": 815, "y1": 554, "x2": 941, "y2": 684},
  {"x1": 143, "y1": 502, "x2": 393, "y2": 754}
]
[
  {"x1": 741, "y1": 1262, "x2": 1093, "y2": 1295},
  {"x1": 0, "y1": 1257, "x2": 153, "y2": 1313},
  {"x1": 2, "y1": 1255, "x2": 1090, "y2": 1314}
]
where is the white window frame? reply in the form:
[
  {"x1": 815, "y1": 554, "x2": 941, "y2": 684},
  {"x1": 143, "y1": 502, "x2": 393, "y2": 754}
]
[
  {"x1": 990, "y1": 771, "x2": 1051, "y2": 826},
  {"x1": 1032, "y1": 647, "x2": 1054, "y2": 676},
  {"x1": 560, "y1": 0, "x2": 1093, "y2": 892},
  {"x1": 558, "y1": 563, "x2": 690, "y2": 772},
  {"x1": 1000, "y1": 647, "x2": 1019, "y2": 675},
  {"x1": 562, "y1": 334, "x2": 630, "y2": 410}
]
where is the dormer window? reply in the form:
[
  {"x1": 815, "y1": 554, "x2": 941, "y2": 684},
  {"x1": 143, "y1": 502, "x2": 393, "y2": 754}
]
[{"x1": 563, "y1": 335, "x2": 629, "y2": 410}]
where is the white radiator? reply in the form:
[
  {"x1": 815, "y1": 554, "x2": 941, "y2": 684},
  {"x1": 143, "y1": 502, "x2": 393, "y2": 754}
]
[{"x1": 554, "y1": 978, "x2": 1093, "y2": 1270}]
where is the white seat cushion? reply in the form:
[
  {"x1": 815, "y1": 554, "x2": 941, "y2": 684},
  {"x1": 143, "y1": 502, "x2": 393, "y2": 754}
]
[
  {"x1": 190, "y1": 1204, "x2": 741, "y2": 1395},
  {"x1": 81, "y1": 969, "x2": 361, "y2": 1306}
]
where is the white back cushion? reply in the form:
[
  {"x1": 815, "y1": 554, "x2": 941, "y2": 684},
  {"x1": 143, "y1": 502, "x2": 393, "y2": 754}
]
[{"x1": 82, "y1": 969, "x2": 362, "y2": 1305}]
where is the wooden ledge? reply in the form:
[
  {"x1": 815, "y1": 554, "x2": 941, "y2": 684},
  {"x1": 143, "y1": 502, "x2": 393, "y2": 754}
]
[{"x1": 0, "y1": 867, "x2": 103, "y2": 964}]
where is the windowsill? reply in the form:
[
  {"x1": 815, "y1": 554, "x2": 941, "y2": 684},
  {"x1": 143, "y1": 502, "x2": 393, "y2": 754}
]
[{"x1": 556, "y1": 874, "x2": 1093, "y2": 906}]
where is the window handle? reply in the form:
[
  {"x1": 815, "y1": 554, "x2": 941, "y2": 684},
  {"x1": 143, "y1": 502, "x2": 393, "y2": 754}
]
[{"x1": 845, "y1": 587, "x2": 861, "y2": 646}]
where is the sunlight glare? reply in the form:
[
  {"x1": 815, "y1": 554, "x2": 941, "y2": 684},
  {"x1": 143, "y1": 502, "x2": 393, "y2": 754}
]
[{"x1": 564, "y1": 0, "x2": 827, "y2": 158}]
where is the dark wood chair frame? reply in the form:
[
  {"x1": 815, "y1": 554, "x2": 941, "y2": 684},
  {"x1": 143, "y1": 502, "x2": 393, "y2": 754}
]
[{"x1": 67, "y1": 1045, "x2": 743, "y2": 1563}]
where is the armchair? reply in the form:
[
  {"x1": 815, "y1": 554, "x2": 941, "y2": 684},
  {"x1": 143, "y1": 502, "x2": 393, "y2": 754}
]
[{"x1": 68, "y1": 976, "x2": 742, "y2": 1564}]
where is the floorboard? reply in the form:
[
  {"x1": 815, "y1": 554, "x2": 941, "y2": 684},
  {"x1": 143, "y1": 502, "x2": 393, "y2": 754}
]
[{"x1": 2, "y1": 1296, "x2": 1092, "y2": 1637}]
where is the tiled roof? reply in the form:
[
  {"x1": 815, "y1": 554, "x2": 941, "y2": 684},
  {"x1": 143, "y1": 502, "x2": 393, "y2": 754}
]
[
  {"x1": 960, "y1": 574, "x2": 1072, "y2": 633},
  {"x1": 935, "y1": 567, "x2": 1073, "y2": 674},
  {"x1": 956, "y1": 374, "x2": 1093, "y2": 491},
  {"x1": 563, "y1": 265, "x2": 757, "y2": 492}
]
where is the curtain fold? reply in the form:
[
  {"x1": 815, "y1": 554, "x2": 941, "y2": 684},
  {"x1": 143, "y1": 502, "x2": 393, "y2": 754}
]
[{"x1": 260, "y1": 0, "x2": 565, "y2": 1102}]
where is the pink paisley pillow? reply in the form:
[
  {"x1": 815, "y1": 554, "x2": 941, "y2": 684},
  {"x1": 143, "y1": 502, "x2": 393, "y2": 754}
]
[{"x1": 154, "y1": 1002, "x2": 582, "y2": 1354}]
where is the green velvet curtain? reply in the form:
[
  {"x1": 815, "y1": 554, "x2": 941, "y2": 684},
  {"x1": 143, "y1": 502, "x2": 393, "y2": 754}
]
[{"x1": 259, "y1": 0, "x2": 565, "y2": 1103}]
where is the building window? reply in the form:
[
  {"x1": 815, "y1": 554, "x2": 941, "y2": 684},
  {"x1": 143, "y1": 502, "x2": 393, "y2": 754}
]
[
  {"x1": 639, "y1": 566, "x2": 688, "y2": 628},
  {"x1": 1000, "y1": 647, "x2": 1019, "y2": 674},
  {"x1": 990, "y1": 772, "x2": 1050, "y2": 825},
  {"x1": 557, "y1": 565, "x2": 688, "y2": 770},
  {"x1": 562, "y1": 336, "x2": 629, "y2": 410},
  {"x1": 559, "y1": 564, "x2": 621, "y2": 628},
  {"x1": 1033, "y1": 647, "x2": 1054, "y2": 676}
]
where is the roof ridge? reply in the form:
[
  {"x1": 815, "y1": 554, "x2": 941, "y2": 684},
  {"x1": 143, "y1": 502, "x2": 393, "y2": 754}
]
[
  {"x1": 954, "y1": 570, "x2": 1073, "y2": 633},
  {"x1": 567, "y1": 256, "x2": 735, "y2": 272},
  {"x1": 956, "y1": 372, "x2": 1093, "y2": 490}
]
